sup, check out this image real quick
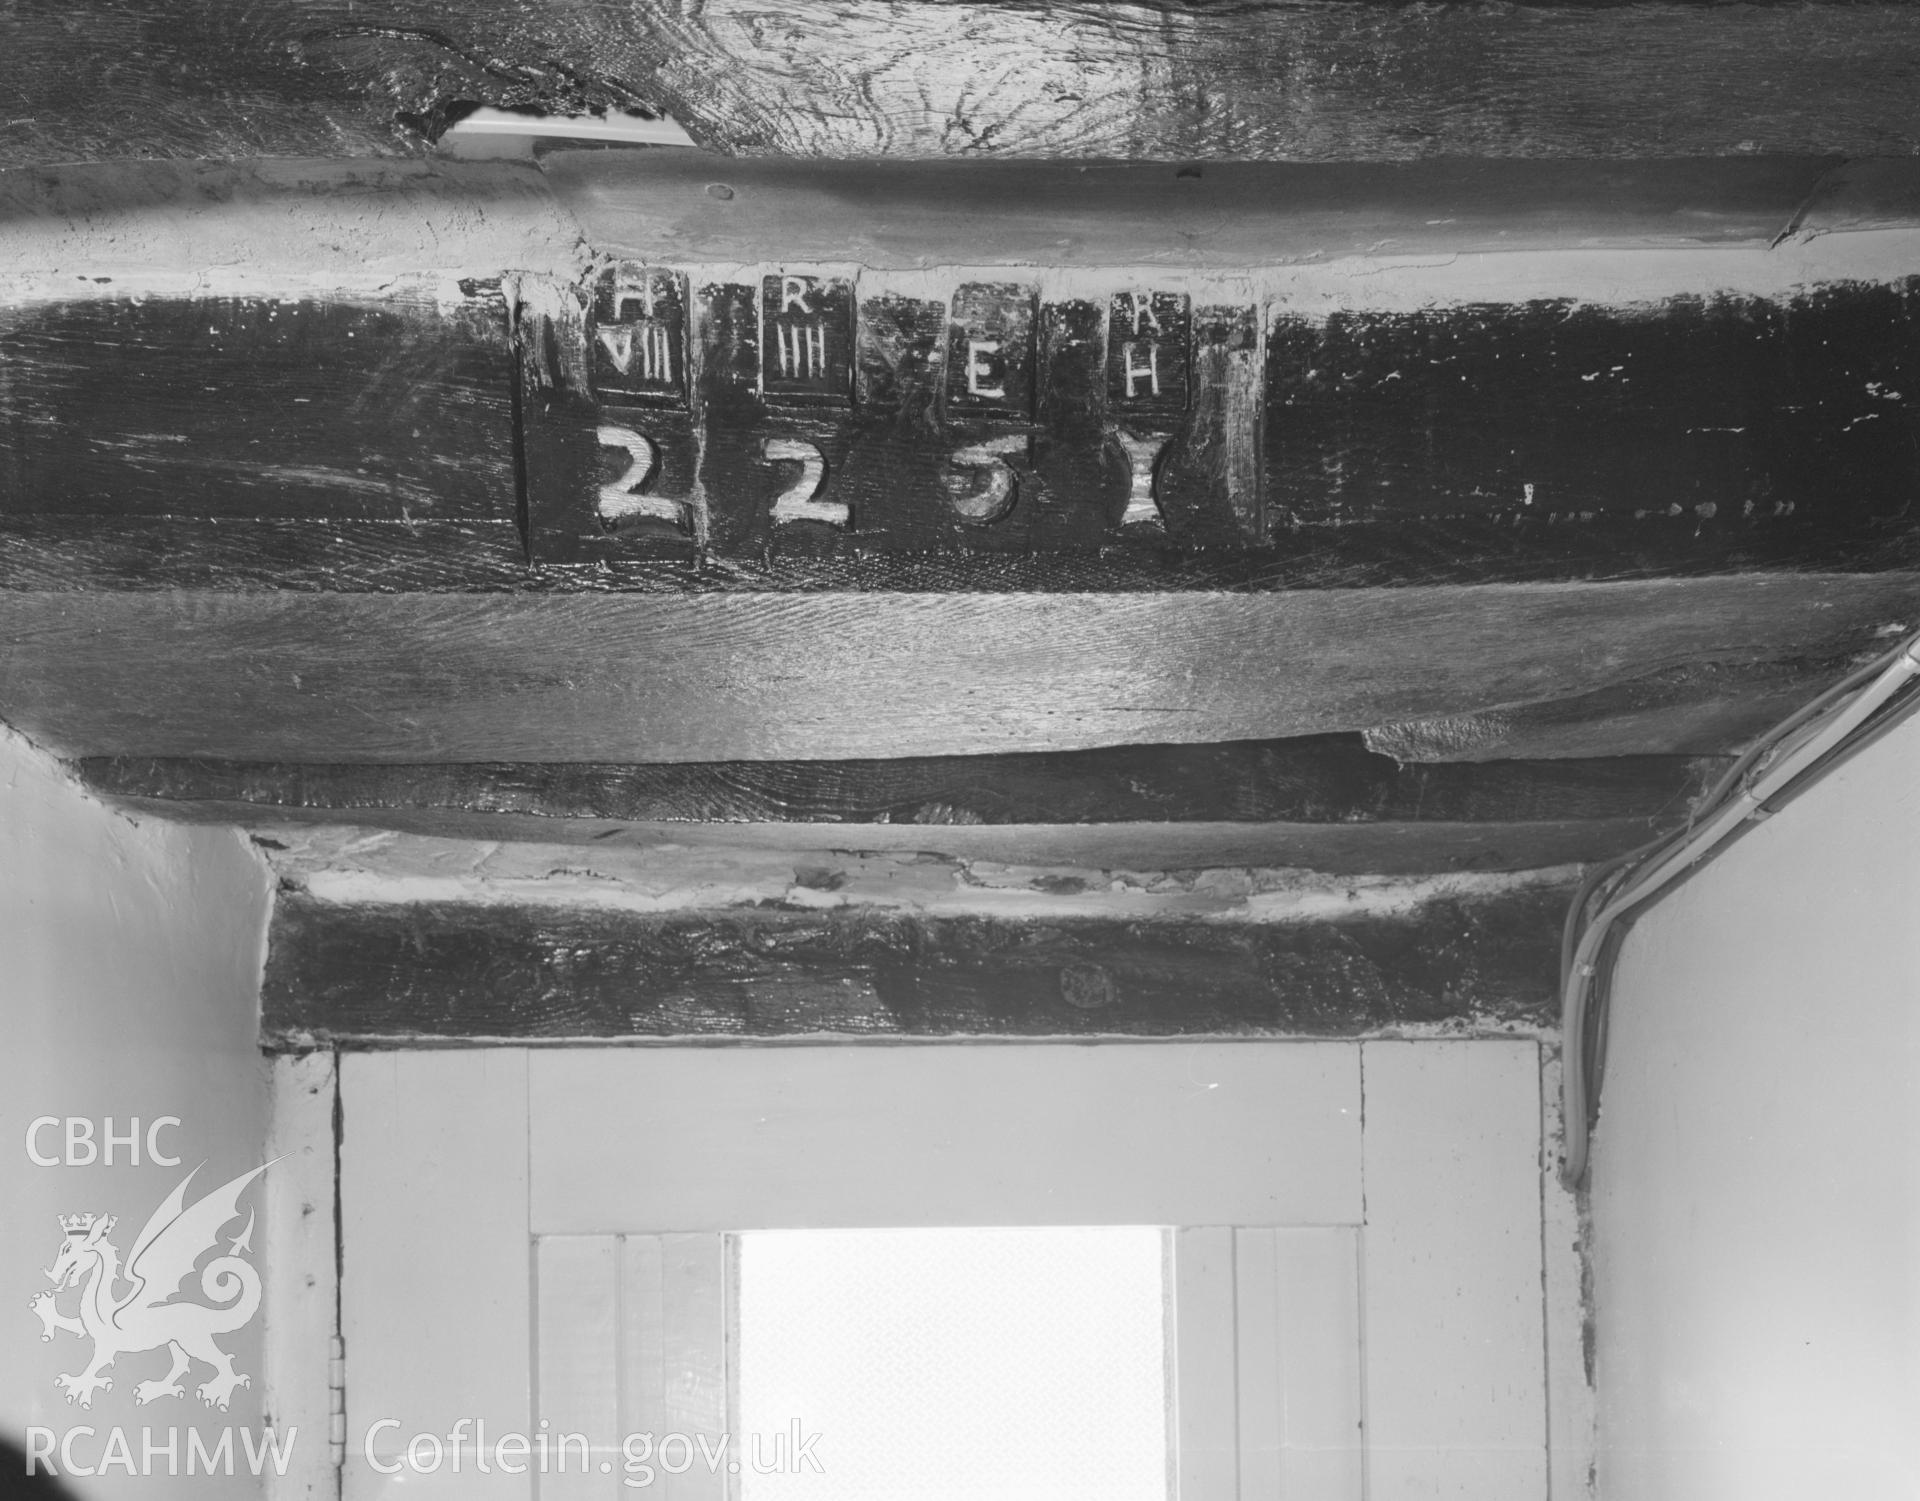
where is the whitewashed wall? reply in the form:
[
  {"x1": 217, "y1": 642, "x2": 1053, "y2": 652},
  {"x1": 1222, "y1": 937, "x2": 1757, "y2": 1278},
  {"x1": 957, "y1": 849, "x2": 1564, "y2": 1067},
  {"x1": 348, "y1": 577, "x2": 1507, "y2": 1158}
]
[
  {"x1": 0, "y1": 726, "x2": 273, "y2": 1498},
  {"x1": 1592, "y1": 709, "x2": 1920, "y2": 1498}
]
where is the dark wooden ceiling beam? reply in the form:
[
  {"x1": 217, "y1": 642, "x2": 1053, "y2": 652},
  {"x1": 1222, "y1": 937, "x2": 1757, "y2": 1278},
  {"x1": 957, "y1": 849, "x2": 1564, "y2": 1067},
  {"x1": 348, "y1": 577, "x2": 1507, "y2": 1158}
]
[
  {"x1": 11, "y1": 269, "x2": 1920, "y2": 592},
  {"x1": 77, "y1": 739, "x2": 1714, "y2": 828},
  {"x1": 1363, "y1": 655, "x2": 1863, "y2": 764},
  {"x1": 4, "y1": 156, "x2": 1916, "y2": 791},
  {"x1": 9, "y1": 1, "x2": 1920, "y2": 167},
  {"x1": 78, "y1": 737, "x2": 1717, "y2": 869},
  {"x1": 167, "y1": 809, "x2": 1697, "y2": 875},
  {"x1": 2, "y1": 577, "x2": 1909, "y2": 763},
  {"x1": 14, "y1": 154, "x2": 1909, "y2": 275},
  {"x1": 546, "y1": 153, "x2": 1857, "y2": 267},
  {"x1": 262, "y1": 882, "x2": 1572, "y2": 1047}
]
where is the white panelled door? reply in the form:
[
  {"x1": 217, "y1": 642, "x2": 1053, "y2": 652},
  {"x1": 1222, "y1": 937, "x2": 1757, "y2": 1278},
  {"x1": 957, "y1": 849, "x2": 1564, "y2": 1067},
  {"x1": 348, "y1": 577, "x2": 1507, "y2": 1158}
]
[{"x1": 339, "y1": 1041, "x2": 1546, "y2": 1501}]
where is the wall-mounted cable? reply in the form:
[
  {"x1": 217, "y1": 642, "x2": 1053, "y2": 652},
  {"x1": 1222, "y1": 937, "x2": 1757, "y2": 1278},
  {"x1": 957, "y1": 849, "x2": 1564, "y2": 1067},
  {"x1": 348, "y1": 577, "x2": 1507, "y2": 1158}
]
[{"x1": 1561, "y1": 627, "x2": 1920, "y2": 1188}]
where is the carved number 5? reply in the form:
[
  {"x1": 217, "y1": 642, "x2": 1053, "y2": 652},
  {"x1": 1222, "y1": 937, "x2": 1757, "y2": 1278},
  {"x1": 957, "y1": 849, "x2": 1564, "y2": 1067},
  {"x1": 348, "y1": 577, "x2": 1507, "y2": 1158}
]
[
  {"x1": 761, "y1": 437, "x2": 847, "y2": 526},
  {"x1": 945, "y1": 434, "x2": 1026, "y2": 525}
]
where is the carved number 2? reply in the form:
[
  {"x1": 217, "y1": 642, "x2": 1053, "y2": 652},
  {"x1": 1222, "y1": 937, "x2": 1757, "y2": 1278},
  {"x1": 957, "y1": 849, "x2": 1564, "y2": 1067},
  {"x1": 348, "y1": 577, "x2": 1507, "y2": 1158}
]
[
  {"x1": 597, "y1": 425, "x2": 708, "y2": 541},
  {"x1": 761, "y1": 437, "x2": 848, "y2": 526},
  {"x1": 596, "y1": 425, "x2": 670, "y2": 523}
]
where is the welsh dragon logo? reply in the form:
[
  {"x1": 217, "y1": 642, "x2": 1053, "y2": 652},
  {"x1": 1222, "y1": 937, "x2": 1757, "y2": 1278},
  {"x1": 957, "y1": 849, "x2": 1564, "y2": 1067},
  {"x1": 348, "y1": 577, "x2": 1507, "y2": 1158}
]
[{"x1": 30, "y1": 1161, "x2": 271, "y2": 1411}]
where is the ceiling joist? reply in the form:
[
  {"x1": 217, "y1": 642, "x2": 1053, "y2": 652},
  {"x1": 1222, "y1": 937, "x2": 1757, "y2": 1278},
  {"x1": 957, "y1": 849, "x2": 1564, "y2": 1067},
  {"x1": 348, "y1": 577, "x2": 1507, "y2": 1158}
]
[
  {"x1": 10, "y1": 1, "x2": 1920, "y2": 166},
  {"x1": 5, "y1": 154, "x2": 1919, "y2": 875}
]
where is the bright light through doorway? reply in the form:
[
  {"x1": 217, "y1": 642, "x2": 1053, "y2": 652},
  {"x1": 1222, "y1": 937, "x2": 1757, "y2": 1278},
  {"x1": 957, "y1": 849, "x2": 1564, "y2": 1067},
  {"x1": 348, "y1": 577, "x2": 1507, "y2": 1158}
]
[{"x1": 734, "y1": 1226, "x2": 1170, "y2": 1501}]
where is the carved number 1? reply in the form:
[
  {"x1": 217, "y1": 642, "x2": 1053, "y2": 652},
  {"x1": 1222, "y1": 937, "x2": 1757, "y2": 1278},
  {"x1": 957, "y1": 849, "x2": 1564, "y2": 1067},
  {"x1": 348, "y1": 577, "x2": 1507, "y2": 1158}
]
[
  {"x1": 761, "y1": 437, "x2": 848, "y2": 526},
  {"x1": 1116, "y1": 429, "x2": 1171, "y2": 528}
]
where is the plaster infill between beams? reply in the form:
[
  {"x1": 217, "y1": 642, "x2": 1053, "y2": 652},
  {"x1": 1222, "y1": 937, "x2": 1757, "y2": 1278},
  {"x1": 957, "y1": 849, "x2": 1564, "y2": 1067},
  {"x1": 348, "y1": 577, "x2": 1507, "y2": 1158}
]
[{"x1": 266, "y1": 833, "x2": 1580, "y2": 927}]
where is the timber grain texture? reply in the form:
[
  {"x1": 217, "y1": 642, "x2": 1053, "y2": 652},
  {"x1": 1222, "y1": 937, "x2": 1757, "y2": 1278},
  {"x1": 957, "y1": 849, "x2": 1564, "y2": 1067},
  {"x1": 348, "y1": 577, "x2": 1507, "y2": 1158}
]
[
  {"x1": 546, "y1": 153, "x2": 1847, "y2": 270},
  {"x1": 139, "y1": 806, "x2": 1691, "y2": 874},
  {"x1": 3, "y1": 576, "x2": 1913, "y2": 763},
  {"x1": 517, "y1": 273, "x2": 1920, "y2": 584},
  {"x1": 7, "y1": 1, "x2": 1920, "y2": 166},
  {"x1": 88, "y1": 741, "x2": 1701, "y2": 875},
  {"x1": 0, "y1": 158, "x2": 572, "y2": 296},
  {"x1": 6, "y1": 154, "x2": 1903, "y2": 286},
  {"x1": 10, "y1": 275, "x2": 1920, "y2": 591},
  {"x1": 74, "y1": 739, "x2": 1713, "y2": 829},
  {"x1": 1265, "y1": 283, "x2": 1920, "y2": 571},
  {"x1": 261, "y1": 885, "x2": 1571, "y2": 1043},
  {"x1": 0, "y1": 295, "x2": 515, "y2": 523}
]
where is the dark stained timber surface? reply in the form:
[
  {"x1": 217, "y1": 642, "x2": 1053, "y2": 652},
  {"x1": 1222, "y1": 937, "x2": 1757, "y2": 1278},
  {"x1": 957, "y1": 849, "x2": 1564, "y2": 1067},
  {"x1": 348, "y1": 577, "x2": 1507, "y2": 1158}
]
[
  {"x1": 1266, "y1": 284, "x2": 1920, "y2": 575},
  {"x1": 262, "y1": 887, "x2": 1573, "y2": 1045},
  {"x1": 7, "y1": 277, "x2": 1920, "y2": 590},
  {"x1": 522, "y1": 275, "x2": 1920, "y2": 587},
  {"x1": 0, "y1": 294, "x2": 516, "y2": 523},
  {"x1": 74, "y1": 738, "x2": 1716, "y2": 828},
  {"x1": 0, "y1": 517, "x2": 530, "y2": 592}
]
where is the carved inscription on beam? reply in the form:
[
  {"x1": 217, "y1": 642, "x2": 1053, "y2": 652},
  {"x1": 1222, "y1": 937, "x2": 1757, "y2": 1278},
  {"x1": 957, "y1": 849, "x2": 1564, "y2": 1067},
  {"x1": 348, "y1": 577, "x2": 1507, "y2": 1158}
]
[
  {"x1": 944, "y1": 283, "x2": 1037, "y2": 526},
  {"x1": 511, "y1": 268, "x2": 1920, "y2": 584},
  {"x1": 1109, "y1": 288, "x2": 1190, "y2": 529},
  {"x1": 588, "y1": 264, "x2": 701, "y2": 539},
  {"x1": 7, "y1": 274, "x2": 1920, "y2": 591},
  {"x1": 592, "y1": 267, "x2": 686, "y2": 403}
]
